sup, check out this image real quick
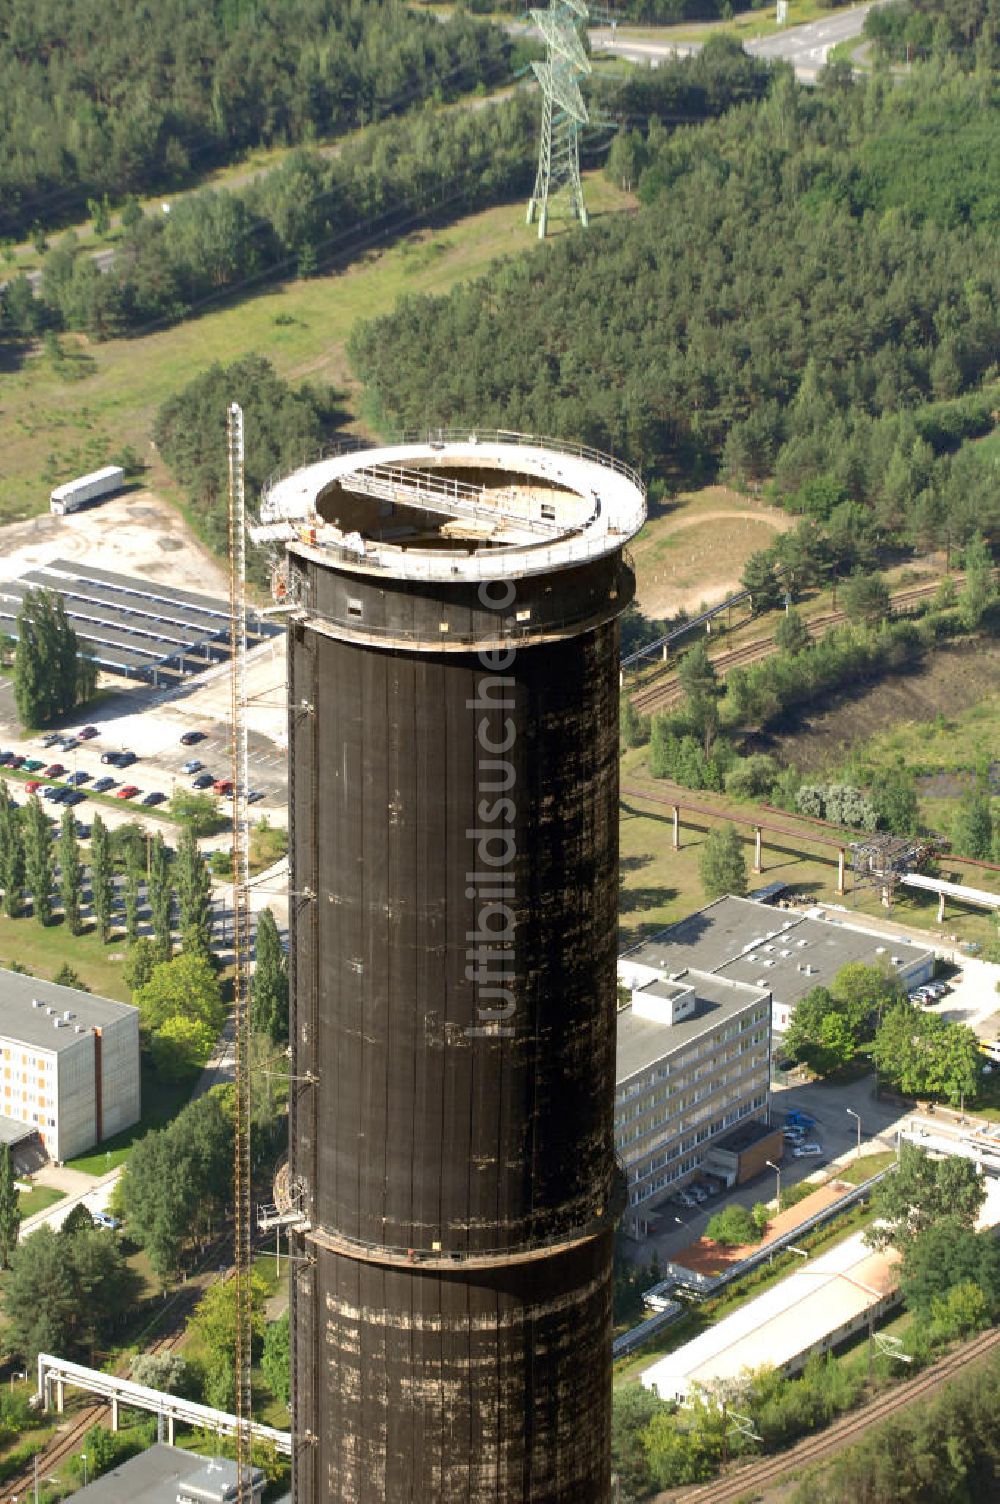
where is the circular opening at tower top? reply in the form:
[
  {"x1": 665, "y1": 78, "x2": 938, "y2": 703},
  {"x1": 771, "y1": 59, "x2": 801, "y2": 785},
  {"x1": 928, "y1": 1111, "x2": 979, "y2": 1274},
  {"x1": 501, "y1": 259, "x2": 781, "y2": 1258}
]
[{"x1": 256, "y1": 435, "x2": 646, "y2": 582}]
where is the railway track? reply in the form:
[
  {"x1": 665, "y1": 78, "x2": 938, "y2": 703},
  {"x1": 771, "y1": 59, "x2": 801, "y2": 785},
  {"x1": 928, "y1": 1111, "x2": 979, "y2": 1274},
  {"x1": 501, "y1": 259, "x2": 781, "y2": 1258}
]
[
  {"x1": 628, "y1": 580, "x2": 948, "y2": 718},
  {"x1": 667, "y1": 1325, "x2": 1000, "y2": 1504},
  {"x1": 0, "y1": 1254, "x2": 232, "y2": 1502}
]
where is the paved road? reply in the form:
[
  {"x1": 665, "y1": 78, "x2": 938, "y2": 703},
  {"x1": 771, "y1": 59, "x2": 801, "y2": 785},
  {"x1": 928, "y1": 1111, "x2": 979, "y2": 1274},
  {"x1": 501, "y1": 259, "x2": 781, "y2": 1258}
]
[{"x1": 591, "y1": 4, "x2": 878, "y2": 81}]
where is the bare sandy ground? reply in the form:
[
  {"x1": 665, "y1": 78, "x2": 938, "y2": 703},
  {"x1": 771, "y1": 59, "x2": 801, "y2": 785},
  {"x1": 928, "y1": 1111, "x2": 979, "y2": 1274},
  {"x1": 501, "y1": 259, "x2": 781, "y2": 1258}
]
[{"x1": 0, "y1": 491, "x2": 230, "y2": 596}]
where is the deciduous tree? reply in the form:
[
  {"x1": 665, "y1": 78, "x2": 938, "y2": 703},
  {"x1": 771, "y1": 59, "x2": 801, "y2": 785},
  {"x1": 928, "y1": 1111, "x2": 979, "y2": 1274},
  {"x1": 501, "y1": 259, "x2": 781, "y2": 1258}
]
[
  {"x1": 58, "y1": 808, "x2": 83, "y2": 934},
  {"x1": 866, "y1": 1141, "x2": 986, "y2": 1251},
  {"x1": 252, "y1": 908, "x2": 288, "y2": 1043},
  {"x1": 0, "y1": 1143, "x2": 21, "y2": 1268},
  {"x1": 22, "y1": 795, "x2": 54, "y2": 926},
  {"x1": 89, "y1": 813, "x2": 114, "y2": 943},
  {"x1": 698, "y1": 823, "x2": 747, "y2": 900}
]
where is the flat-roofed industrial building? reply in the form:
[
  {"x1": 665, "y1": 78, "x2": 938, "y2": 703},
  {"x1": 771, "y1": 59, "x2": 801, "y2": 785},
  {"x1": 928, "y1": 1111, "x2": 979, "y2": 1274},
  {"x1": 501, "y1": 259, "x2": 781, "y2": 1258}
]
[
  {"x1": 616, "y1": 969, "x2": 771, "y2": 1217},
  {"x1": 0, "y1": 968, "x2": 140, "y2": 1162},
  {"x1": 619, "y1": 896, "x2": 934, "y2": 1034}
]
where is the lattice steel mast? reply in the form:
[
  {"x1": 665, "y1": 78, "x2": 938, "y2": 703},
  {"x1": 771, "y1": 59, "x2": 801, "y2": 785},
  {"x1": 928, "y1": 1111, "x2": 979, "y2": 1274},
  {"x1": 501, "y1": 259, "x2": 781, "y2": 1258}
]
[
  {"x1": 526, "y1": 0, "x2": 592, "y2": 237},
  {"x1": 226, "y1": 401, "x2": 253, "y2": 1501}
]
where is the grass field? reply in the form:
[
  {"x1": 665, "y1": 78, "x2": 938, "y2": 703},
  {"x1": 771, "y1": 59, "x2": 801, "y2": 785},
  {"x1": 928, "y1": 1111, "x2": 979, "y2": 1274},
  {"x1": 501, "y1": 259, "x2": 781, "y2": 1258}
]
[
  {"x1": 0, "y1": 912, "x2": 128, "y2": 1000},
  {"x1": 18, "y1": 1183, "x2": 65, "y2": 1217},
  {"x1": 856, "y1": 692, "x2": 1000, "y2": 779},
  {"x1": 618, "y1": 756, "x2": 1000, "y2": 952},
  {"x1": 1, "y1": 171, "x2": 634, "y2": 519},
  {"x1": 594, "y1": 0, "x2": 857, "y2": 46}
]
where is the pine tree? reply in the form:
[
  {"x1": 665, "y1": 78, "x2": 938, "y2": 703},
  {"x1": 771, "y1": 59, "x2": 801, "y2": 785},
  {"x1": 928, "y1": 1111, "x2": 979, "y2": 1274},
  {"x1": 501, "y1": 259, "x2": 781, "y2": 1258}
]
[
  {"x1": 148, "y1": 833, "x2": 174, "y2": 962},
  {"x1": 0, "y1": 1143, "x2": 21, "y2": 1269},
  {"x1": 23, "y1": 796, "x2": 54, "y2": 926},
  {"x1": 89, "y1": 814, "x2": 114, "y2": 944},
  {"x1": 59, "y1": 808, "x2": 83, "y2": 935},
  {"x1": 252, "y1": 907, "x2": 288, "y2": 1042},
  {"x1": 0, "y1": 781, "x2": 25, "y2": 919},
  {"x1": 176, "y1": 825, "x2": 213, "y2": 959}
]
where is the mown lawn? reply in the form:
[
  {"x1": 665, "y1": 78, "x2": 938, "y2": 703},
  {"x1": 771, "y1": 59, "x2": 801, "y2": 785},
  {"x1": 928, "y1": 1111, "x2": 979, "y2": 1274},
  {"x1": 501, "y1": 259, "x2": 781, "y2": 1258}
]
[
  {"x1": 619, "y1": 758, "x2": 1000, "y2": 953},
  {"x1": 0, "y1": 911, "x2": 129, "y2": 1000}
]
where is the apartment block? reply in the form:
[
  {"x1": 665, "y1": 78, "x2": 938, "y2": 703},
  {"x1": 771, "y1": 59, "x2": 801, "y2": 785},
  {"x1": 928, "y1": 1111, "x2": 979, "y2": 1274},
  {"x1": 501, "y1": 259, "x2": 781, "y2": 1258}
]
[
  {"x1": 615, "y1": 969, "x2": 771, "y2": 1214},
  {"x1": 0, "y1": 968, "x2": 140, "y2": 1162}
]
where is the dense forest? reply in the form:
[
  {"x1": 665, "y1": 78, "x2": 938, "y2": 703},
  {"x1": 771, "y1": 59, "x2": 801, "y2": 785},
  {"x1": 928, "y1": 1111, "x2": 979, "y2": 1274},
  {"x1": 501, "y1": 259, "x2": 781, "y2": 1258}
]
[
  {"x1": 0, "y1": 0, "x2": 511, "y2": 238},
  {"x1": 864, "y1": 0, "x2": 1000, "y2": 65},
  {"x1": 152, "y1": 354, "x2": 344, "y2": 567},
  {"x1": 349, "y1": 64, "x2": 1000, "y2": 557},
  {"x1": 0, "y1": 45, "x2": 774, "y2": 342}
]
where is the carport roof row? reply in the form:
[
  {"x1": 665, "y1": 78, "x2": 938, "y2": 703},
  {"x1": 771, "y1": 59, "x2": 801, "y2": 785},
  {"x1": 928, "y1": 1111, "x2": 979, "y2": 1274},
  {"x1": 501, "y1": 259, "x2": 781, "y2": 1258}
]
[{"x1": 0, "y1": 560, "x2": 281, "y2": 683}]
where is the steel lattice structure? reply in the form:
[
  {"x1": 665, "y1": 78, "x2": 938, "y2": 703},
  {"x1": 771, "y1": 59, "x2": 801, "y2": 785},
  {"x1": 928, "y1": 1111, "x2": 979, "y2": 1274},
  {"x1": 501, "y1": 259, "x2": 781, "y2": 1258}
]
[
  {"x1": 226, "y1": 401, "x2": 254, "y2": 1502},
  {"x1": 526, "y1": 0, "x2": 592, "y2": 237}
]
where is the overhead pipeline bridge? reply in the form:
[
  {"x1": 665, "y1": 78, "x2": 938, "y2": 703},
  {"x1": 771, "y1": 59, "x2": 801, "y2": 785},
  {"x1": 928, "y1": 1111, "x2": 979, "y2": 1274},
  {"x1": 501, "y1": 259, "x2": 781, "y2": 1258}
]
[{"x1": 37, "y1": 1354, "x2": 293, "y2": 1455}]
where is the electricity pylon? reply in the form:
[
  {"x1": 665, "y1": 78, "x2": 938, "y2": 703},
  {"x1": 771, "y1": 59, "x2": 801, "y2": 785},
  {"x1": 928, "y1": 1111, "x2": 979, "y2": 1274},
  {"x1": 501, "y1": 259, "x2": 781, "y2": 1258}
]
[{"x1": 526, "y1": 0, "x2": 592, "y2": 238}]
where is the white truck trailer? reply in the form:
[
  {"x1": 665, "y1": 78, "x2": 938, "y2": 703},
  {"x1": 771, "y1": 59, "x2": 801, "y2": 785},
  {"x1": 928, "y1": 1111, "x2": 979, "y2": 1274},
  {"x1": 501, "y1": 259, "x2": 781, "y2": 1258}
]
[{"x1": 50, "y1": 465, "x2": 125, "y2": 516}]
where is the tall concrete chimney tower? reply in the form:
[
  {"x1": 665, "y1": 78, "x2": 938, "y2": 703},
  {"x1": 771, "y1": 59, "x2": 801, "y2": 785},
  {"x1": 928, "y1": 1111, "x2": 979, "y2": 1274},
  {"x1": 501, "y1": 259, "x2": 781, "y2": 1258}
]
[{"x1": 258, "y1": 434, "x2": 645, "y2": 1503}]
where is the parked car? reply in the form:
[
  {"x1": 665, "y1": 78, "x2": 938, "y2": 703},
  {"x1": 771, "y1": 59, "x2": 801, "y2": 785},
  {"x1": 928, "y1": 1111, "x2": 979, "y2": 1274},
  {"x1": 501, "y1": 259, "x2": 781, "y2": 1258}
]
[
  {"x1": 212, "y1": 777, "x2": 234, "y2": 795},
  {"x1": 793, "y1": 1142, "x2": 824, "y2": 1158},
  {"x1": 41, "y1": 733, "x2": 62, "y2": 748},
  {"x1": 74, "y1": 822, "x2": 92, "y2": 838},
  {"x1": 58, "y1": 737, "x2": 79, "y2": 752},
  {"x1": 925, "y1": 981, "x2": 948, "y2": 999},
  {"x1": 180, "y1": 731, "x2": 205, "y2": 746},
  {"x1": 117, "y1": 751, "x2": 137, "y2": 768},
  {"x1": 7, "y1": 755, "x2": 24, "y2": 770},
  {"x1": 91, "y1": 776, "x2": 116, "y2": 793},
  {"x1": 64, "y1": 790, "x2": 87, "y2": 806},
  {"x1": 783, "y1": 1125, "x2": 806, "y2": 1141},
  {"x1": 674, "y1": 1191, "x2": 698, "y2": 1210},
  {"x1": 44, "y1": 786, "x2": 69, "y2": 803},
  {"x1": 115, "y1": 785, "x2": 140, "y2": 800},
  {"x1": 141, "y1": 791, "x2": 166, "y2": 807},
  {"x1": 192, "y1": 773, "x2": 215, "y2": 790},
  {"x1": 0, "y1": 752, "x2": 13, "y2": 766},
  {"x1": 22, "y1": 759, "x2": 44, "y2": 773},
  {"x1": 91, "y1": 1211, "x2": 120, "y2": 1230},
  {"x1": 66, "y1": 770, "x2": 90, "y2": 786},
  {"x1": 247, "y1": 789, "x2": 266, "y2": 804},
  {"x1": 181, "y1": 759, "x2": 203, "y2": 775},
  {"x1": 43, "y1": 763, "x2": 65, "y2": 778},
  {"x1": 24, "y1": 780, "x2": 43, "y2": 794},
  {"x1": 77, "y1": 726, "x2": 99, "y2": 740}
]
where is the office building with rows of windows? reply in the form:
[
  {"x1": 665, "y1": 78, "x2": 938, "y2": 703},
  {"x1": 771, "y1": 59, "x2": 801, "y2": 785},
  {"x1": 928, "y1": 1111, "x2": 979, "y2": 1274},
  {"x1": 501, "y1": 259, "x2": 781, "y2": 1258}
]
[
  {"x1": 615, "y1": 969, "x2": 771, "y2": 1217},
  {"x1": 0, "y1": 968, "x2": 140, "y2": 1162}
]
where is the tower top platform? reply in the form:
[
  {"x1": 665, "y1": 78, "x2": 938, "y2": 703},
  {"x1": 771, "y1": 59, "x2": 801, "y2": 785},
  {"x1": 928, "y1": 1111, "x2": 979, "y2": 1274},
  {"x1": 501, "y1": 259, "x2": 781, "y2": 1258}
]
[{"x1": 254, "y1": 432, "x2": 646, "y2": 584}]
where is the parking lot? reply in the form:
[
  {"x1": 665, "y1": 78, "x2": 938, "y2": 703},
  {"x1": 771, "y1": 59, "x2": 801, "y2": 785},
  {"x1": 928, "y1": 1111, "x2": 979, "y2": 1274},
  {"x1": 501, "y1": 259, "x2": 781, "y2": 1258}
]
[
  {"x1": 630, "y1": 1069, "x2": 914, "y2": 1266},
  {"x1": 0, "y1": 638, "x2": 288, "y2": 839}
]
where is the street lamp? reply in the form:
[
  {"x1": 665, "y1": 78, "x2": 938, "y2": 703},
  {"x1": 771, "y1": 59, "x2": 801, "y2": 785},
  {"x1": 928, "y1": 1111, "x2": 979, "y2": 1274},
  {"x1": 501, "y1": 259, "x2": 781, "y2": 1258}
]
[
  {"x1": 846, "y1": 1107, "x2": 862, "y2": 1159},
  {"x1": 82, "y1": 1453, "x2": 88, "y2": 1487},
  {"x1": 765, "y1": 1159, "x2": 781, "y2": 1210}
]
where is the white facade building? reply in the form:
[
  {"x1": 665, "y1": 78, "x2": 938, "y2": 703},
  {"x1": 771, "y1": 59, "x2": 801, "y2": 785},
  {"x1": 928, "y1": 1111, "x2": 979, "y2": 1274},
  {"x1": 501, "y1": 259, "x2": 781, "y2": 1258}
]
[
  {"x1": 619, "y1": 896, "x2": 935, "y2": 1035},
  {"x1": 0, "y1": 969, "x2": 140, "y2": 1161},
  {"x1": 615, "y1": 969, "x2": 771, "y2": 1213}
]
